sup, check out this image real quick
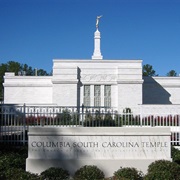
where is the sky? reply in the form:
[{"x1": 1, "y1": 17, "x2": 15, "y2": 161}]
[{"x1": 0, "y1": 0, "x2": 180, "y2": 76}]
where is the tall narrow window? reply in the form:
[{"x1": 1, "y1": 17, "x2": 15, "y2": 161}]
[
  {"x1": 104, "y1": 85, "x2": 111, "y2": 107},
  {"x1": 84, "y1": 85, "x2": 90, "y2": 106},
  {"x1": 94, "y1": 85, "x2": 101, "y2": 107}
]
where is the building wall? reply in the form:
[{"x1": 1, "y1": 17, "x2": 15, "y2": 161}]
[
  {"x1": 52, "y1": 59, "x2": 143, "y2": 108},
  {"x1": 3, "y1": 60, "x2": 180, "y2": 109},
  {"x1": 143, "y1": 77, "x2": 180, "y2": 104},
  {"x1": 118, "y1": 83, "x2": 142, "y2": 108},
  {"x1": 3, "y1": 73, "x2": 52, "y2": 104},
  {"x1": 52, "y1": 84, "x2": 78, "y2": 106},
  {"x1": 52, "y1": 63, "x2": 78, "y2": 106}
]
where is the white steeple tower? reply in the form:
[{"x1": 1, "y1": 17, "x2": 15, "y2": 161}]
[{"x1": 92, "y1": 15, "x2": 103, "y2": 60}]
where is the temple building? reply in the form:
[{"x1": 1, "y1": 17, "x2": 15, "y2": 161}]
[{"x1": 3, "y1": 25, "x2": 180, "y2": 113}]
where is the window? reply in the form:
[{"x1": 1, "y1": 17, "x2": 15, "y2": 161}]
[
  {"x1": 84, "y1": 85, "x2": 90, "y2": 106},
  {"x1": 94, "y1": 85, "x2": 101, "y2": 107},
  {"x1": 83, "y1": 85, "x2": 111, "y2": 107},
  {"x1": 104, "y1": 85, "x2": 111, "y2": 107}
]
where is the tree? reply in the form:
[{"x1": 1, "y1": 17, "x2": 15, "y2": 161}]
[
  {"x1": 143, "y1": 64, "x2": 158, "y2": 76},
  {"x1": 21, "y1": 64, "x2": 34, "y2": 75},
  {"x1": 36, "y1": 69, "x2": 49, "y2": 76},
  {"x1": 0, "y1": 61, "x2": 50, "y2": 101},
  {"x1": 166, "y1": 70, "x2": 177, "y2": 77}
]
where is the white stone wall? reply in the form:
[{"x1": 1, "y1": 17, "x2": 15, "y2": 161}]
[
  {"x1": 26, "y1": 127, "x2": 171, "y2": 176},
  {"x1": 3, "y1": 60, "x2": 180, "y2": 110},
  {"x1": 143, "y1": 77, "x2": 180, "y2": 104},
  {"x1": 3, "y1": 73, "x2": 52, "y2": 104},
  {"x1": 52, "y1": 84, "x2": 77, "y2": 106},
  {"x1": 52, "y1": 63, "x2": 78, "y2": 106},
  {"x1": 52, "y1": 59, "x2": 143, "y2": 107},
  {"x1": 118, "y1": 83, "x2": 142, "y2": 108}
]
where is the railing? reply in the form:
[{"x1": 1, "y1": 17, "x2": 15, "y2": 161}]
[{"x1": 0, "y1": 104, "x2": 179, "y2": 146}]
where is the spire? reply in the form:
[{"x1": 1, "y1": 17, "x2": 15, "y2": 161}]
[
  {"x1": 92, "y1": 29, "x2": 103, "y2": 60},
  {"x1": 92, "y1": 16, "x2": 103, "y2": 60}
]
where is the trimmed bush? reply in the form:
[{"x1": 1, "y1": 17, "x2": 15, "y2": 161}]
[
  {"x1": 144, "y1": 160, "x2": 180, "y2": 180},
  {"x1": 172, "y1": 146, "x2": 180, "y2": 165},
  {"x1": 0, "y1": 145, "x2": 30, "y2": 179},
  {"x1": 40, "y1": 167, "x2": 69, "y2": 180},
  {"x1": 0, "y1": 153, "x2": 26, "y2": 171},
  {"x1": 2, "y1": 167, "x2": 39, "y2": 180},
  {"x1": 114, "y1": 167, "x2": 143, "y2": 180},
  {"x1": 74, "y1": 165, "x2": 105, "y2": 180},
  {"x1": 0, "y1": 152, "x2": 28, "y2": 180}
]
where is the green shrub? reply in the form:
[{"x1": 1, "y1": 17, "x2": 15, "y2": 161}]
[
  {"x1": 56, "y1": 109, "x2": 72, "y2": 125},
  {"x1": 0, "y1": 145, "x2": 28, "y2": 179},
  {"x1": 74, "y1": 165, "x2": 105, "y2": 180},
  {"x1": 0, "y1": 154, "x2": 25, "y2": 179},
  {"x1": 114, "y1": 167, "x2": 143, "y2": 180},
  {"x1": 2, "y1": 167, "x2": 39, "y2": 180},
  {"x1": 121, "y1": 108, "x2": 140, "y2": 126},
  {"x1": 40, "y1": 167, "x2": 69, "y2": 180},
  {"x1": 84, "y1": 119, "x2": 116, "y2": 127},
  {"x1": 144, "y1": 160, "x2": 180, "y2": 180},
  {"x1": 0, "y1": 152, "x2": 26, "y2": 171},
  {"x1": 172, "y1": 146, "x2": 180, "y2": 165},
  {"x1": 84, "y1": 111, "x2": 116, "y2": 127},
  {"x1": 0, "y1": 144, "x2": 28, "y2": 157}
]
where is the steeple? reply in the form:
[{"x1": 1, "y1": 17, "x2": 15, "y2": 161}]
[
  {"x1": 92, "y1": 16, "x2": 103, "y2": 60},
  {"x1": 92, "y1": 29, "x2": 103, "y2": 60}
]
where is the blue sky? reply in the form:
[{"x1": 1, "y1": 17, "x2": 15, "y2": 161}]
[{"x1": 0, "y1": 0, "x2": 180, "y2": 76}]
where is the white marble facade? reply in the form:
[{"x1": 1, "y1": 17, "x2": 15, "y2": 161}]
[
  {"x1": 3, "y1": 59, "x2": 144, "y2": 110},
  {"x1": 3, "y1": 29, "x2": 180, "y2": 111},
  {"x1": 3, "y1": 59, "x2": 180, "y2": 111}
]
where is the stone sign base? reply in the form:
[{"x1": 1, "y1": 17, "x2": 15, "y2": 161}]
[{"x1": 26, "y1": 127, "x2": 171, "y2": 178}]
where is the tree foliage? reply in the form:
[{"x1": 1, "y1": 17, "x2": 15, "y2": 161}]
[
  {"x1": 0, "y1": 61, "x2": 50, "y2": 100},
  {"x1": 166, "y1": 70, "x2": 177, "y2": 77},
  {"x1": 143, "y1": 64, "x2": 158, "y2": 76}
]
